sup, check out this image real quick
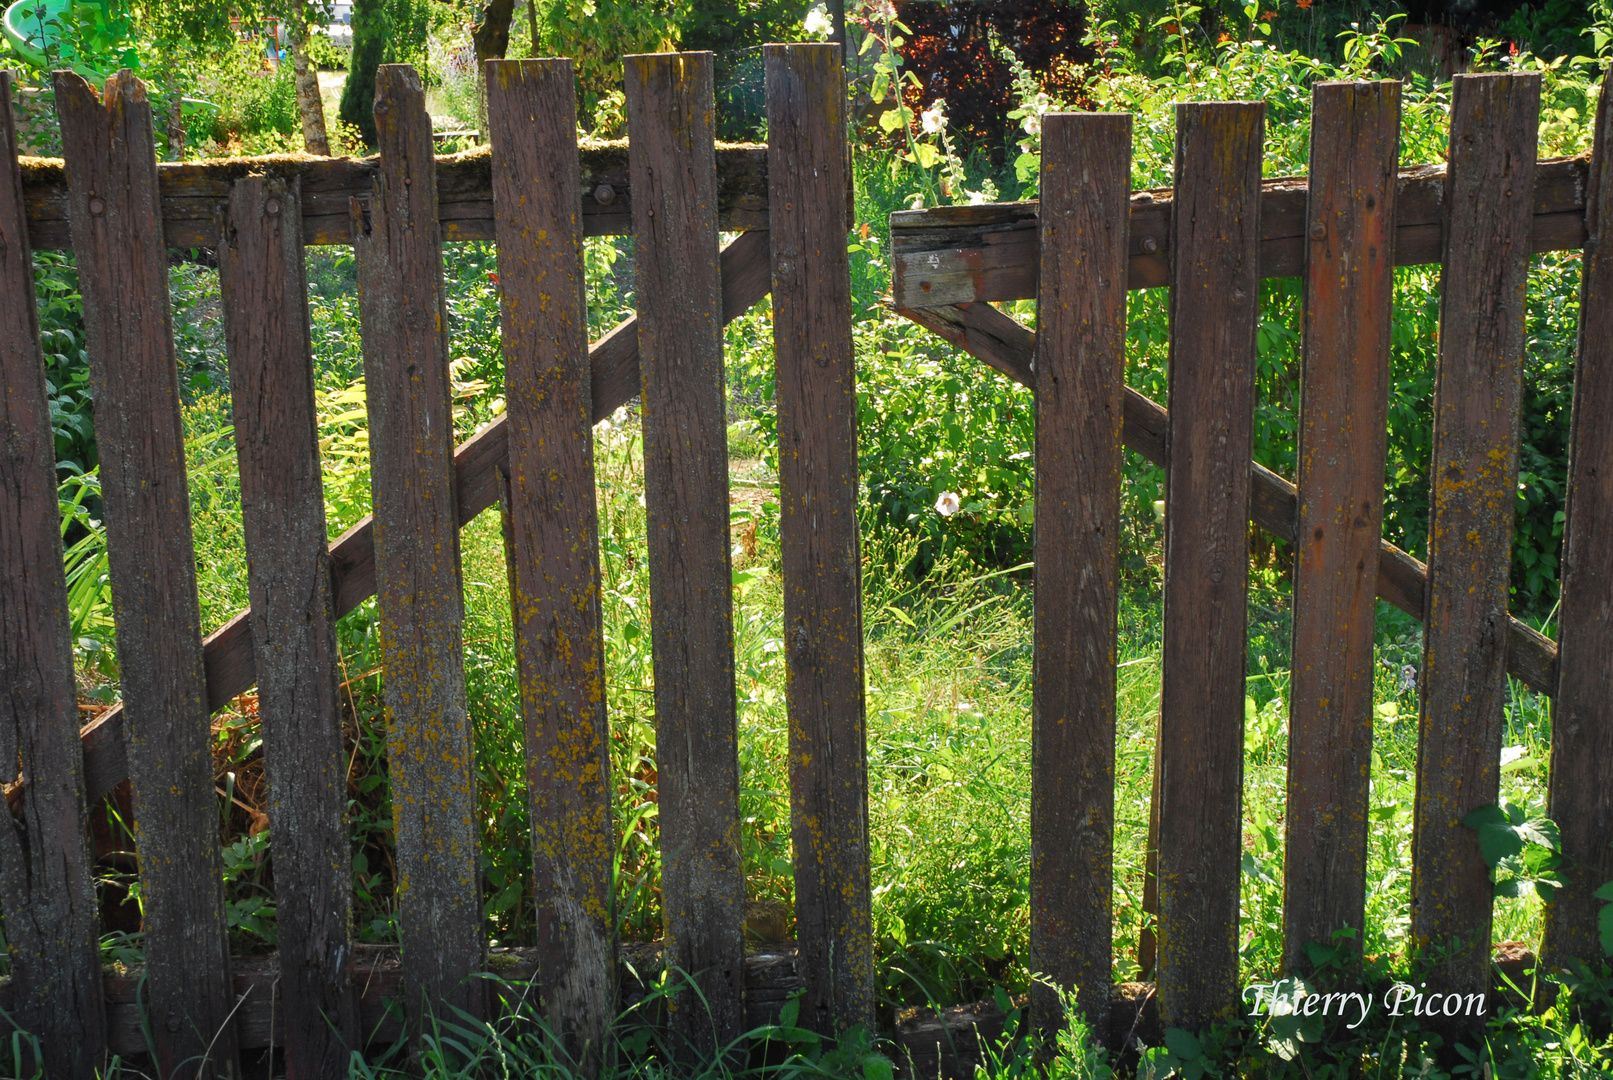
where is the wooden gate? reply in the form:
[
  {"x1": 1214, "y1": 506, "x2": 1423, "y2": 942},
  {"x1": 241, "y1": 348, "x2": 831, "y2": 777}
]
[{"x1": 892, "y1": 69, "x2": 1612, "y2": 1040}]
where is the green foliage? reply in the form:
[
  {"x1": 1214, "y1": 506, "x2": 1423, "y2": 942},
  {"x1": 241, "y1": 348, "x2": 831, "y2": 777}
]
[
  {"x1": 533, "y1": 0, "x2": 681, "y2": 124},
  {"x1": 1462, "y1": 801, "x2": 1564, "y2": 901},
  {"x1": 1598, "y1": 860, "x2": 1613, "y2": 957},
  {"x1": 338, "y1": 0, "x2": 386, "y2": 140},
  {"x1": 203, "y1": 38, "x2": 300, "y2": 141}
]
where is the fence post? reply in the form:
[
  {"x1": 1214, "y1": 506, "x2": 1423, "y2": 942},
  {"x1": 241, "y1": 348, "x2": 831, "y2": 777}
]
[
  {"x1": 1156, "y1": 100, "x2": 1264, "y2": 1033},
  {"x1": 1283, "y1": 80, "x2": 1400, "y2": 975},
  {"x1": 1543, "y1": 67, "x2": 1613, "y2": 973},
  {"x1": 219, "y1": 174, "x2": 359, "y2": 1075},
  {"x1": 1028, "y1": 110, "x2": 1131, "y2": 1042},
  {"x1": 485, "y1": 57, "x2": 616, "y2": 1067},
  {"x1": 0, "y1": 69, "x2": 107, "y2": 1080},
  {"x1": 1410, "y1": 71, "x2": 1539, "y2": 1027},
  {"x1": 764, "y1": 41, "x2": 874, "y2": 1035},
  {"x1": 353, "y1": 63, "x2": 483, "y2": 1030},
  {"x1": 52, "y1": 69, "x2": 240, "y2": 1077},
  {"x1": 625, "y1": 50, "x2": 748, "y2": 1053}
]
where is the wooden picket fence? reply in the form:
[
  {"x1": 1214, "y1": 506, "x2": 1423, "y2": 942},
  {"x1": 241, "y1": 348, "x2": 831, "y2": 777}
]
[{"x1": 0, "y1": 41, "x2": 1609, "y2": 1079}]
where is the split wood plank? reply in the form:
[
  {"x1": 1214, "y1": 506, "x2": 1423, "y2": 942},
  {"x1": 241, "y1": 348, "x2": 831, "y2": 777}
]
[
  {"x1": 353, "y1": 63, "x2": 482, "y2": 1029},
  {"x1": 0, "y1": 69, "x2": 107, "y2": 1080},
  {"x1": 626, "y1": 50, "x2": 748, "y2": 1052},
  {"x1": 894, "y1": 299, "x2": 1561, "y2": 697},
  {"x1": 1028, "y1": 111, "x2": 1130, "y2": 1041},
  {"x1": 52, "y1": 69, "x2": 239, "y2": 1077},
  {"x1": 17, "y1": 143, "x2": 781, "y2": 248},
  {"x1": 219, "y1": 175, "x2": 358, "y2": 1075},
  {"x1": 1155, "y1": 101, "x2": 1265, "y2": 1033},
  {"x1": 486, "y1": 58, "x2": 615, "y2": 1067},
  {"x1": 766, "y1": 42, "x2": 874, "y2": 1035},
  {"x1": 885, "y1": 156, "x2": 1591, "y2": 308},
  {"x1": 75, "y1": 227, "x2": 775, "y2": 804},
  {"x1": 1543, "y1": 68, "x2": 1613, "y2": 970},
  {"x1": 1283, "y1": 81, "x2": 1400, "y2": 974},
  {"x1": 1411, "y1": 71, "x2": 1540, "y2": 1019}
]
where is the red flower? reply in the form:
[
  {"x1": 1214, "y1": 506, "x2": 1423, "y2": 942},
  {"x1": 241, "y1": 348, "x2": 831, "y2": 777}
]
[
  {"x1": 1296, "y1": 0, "x2": 1311, "y2": 10},
  {"x1": 487, "y1": 271, "x2": 500, "y2": 287}
]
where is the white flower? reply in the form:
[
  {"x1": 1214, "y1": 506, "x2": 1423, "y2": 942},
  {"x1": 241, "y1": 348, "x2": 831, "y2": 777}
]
[
  {"x1": 920, "y1": 104, "x2": 947, "y2": 134},
  {"x1": 803, "y1": 6, "x2": 832, "y2": 38},
  {"x1": 870, "y1": 0, "x2": 896, "y2": 20},
  {"x1": 934, "y1": 491, "x2": 961, "y2": 517},
  {"x1": 1020, "y1": 112, "x2": 1041, "y2": 135}
]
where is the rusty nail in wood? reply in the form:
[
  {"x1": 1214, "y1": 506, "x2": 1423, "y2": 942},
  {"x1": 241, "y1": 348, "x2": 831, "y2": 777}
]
[
  {"x1": 1309, "y1": 221, "x2": 1327, "y2": 240},
  {"x1": 1140, "y1": 236, "x2": 1158, "y2": 254},
  {"x1": 266, "y1": 199, "x2": 282, "y2": 216},
  {"x1": 88, "y1": 197, "x2": 105, "y2": 216},
  {"x1": 593, "y1": 183, "x2": 616, "y2": 205}
]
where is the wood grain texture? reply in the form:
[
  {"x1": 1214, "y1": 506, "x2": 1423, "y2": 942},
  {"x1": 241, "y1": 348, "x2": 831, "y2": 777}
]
[
  {"x1": 1156, "y1": 101, "x2": 1264, "y2": 1033},
  {"x1": 0, "y1": 69, "x2": 107, "y2": 1080},
  {"x1": 353, "y1": 63, "x2": 482, "y2": 1031},
  {"x1": 1283, "y1": 81, "x2": 1400, "y2": 974},
  {"x1": 886, "y1": 156, "x2": 1590, "y2": 307},
  {"x1": 893, "y1": 299, "x2": 1561, "y2": 697},
  {"x1": 219, "y1": 175, "x2": 358, "y2": 1075},
  {"x1": 17, "y1": 142, "x2": 781, "y2": 247},
  {"x1": 766, "y1": 43, "x2": 873, "y2": 1035},
  {"x1": 1411, "y1": 71, "x2": 1540, "y2": 1015},
  {"x1": 486, "y1": 58, "x2": 615, "y2": 1067},
  {"x1": 1542, "y1": 69, "x2": 1613, "y2": 971},
  {"x1": 626, "y1": 51, "x2": 747, "y2": 1053},
  {"x1": 75, "y1": 228, "x2": 776, "y2": 805},
  {"x1": 1027, "y1": 112, "x2": 1130, "y2": 1040},
  {"x1": 53, "y1": 69, "x2": 239, "y2": 1078}
]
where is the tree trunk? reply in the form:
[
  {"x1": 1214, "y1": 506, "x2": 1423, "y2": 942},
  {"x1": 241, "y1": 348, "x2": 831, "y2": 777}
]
[
  {"x1": 471, "y1": 0, "x2": 518, "y2": 139},
  {"x1": 167, "y1": 92, "x2": 185, "y2": 160},
  {"x1": 289, "y1": 4, "x2": 331, "y2": 156}
]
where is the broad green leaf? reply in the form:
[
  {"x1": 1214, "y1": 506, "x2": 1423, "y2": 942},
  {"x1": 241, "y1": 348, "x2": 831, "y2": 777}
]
[{"x1": 1164, "y1": 1027, "x2": 1202, "y2": 1060}]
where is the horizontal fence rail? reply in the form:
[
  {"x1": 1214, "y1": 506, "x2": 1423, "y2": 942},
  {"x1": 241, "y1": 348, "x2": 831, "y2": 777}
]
[
  {"x1": 17, "y1": 143, "x2": 770, "y2": 244},
  {"x1": 887, "y1": 155, "x2": 1591, "y2": 307}
]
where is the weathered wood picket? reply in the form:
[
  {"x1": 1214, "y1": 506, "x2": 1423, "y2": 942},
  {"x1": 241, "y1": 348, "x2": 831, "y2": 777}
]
[{"x1": 1, "y1": 46, "x2": 1611, "y2": 1078}]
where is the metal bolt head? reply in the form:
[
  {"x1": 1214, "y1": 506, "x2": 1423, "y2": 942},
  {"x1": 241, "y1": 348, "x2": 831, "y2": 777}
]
[
  {"x1": 593, "y1": 183, "x2": 616, "y2": 205},
  {"x1": 1309, "y1": 221, "x2": 1327, "y2": 240},
  {"x1": 265, "y1": 198, "x2": 282, "y2": 216},
  {"x1": 87, "y1": 197, "x2": 105, "y2": 216},
  {"x1": 1140, "y1": 235, "x2": 1158, "y2": 254}
]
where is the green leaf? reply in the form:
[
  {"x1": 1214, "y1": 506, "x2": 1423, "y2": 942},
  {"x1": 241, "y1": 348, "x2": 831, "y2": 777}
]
[
  {"x1": 1599, "y1": 903, "x2": 1613, "y2": 957},
  {"x1": 861, "y1": 1054, "x2": 894, "y2": 1080},
  {"x1": 1164, "y1": 1027, "x2": 1202, "y2": 1060},
  {"x1": 1592, "y1": 881, "x2": 1613, "y2": 902}
]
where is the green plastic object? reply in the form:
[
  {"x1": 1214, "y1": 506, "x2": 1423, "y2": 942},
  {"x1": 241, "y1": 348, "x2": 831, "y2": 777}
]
[
  {"x1": 2, "y1": 0, "x2": 83, "y2": 72},
  {"x1": 2, "y1": 0, "x2": 219, "y2": 119}
]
